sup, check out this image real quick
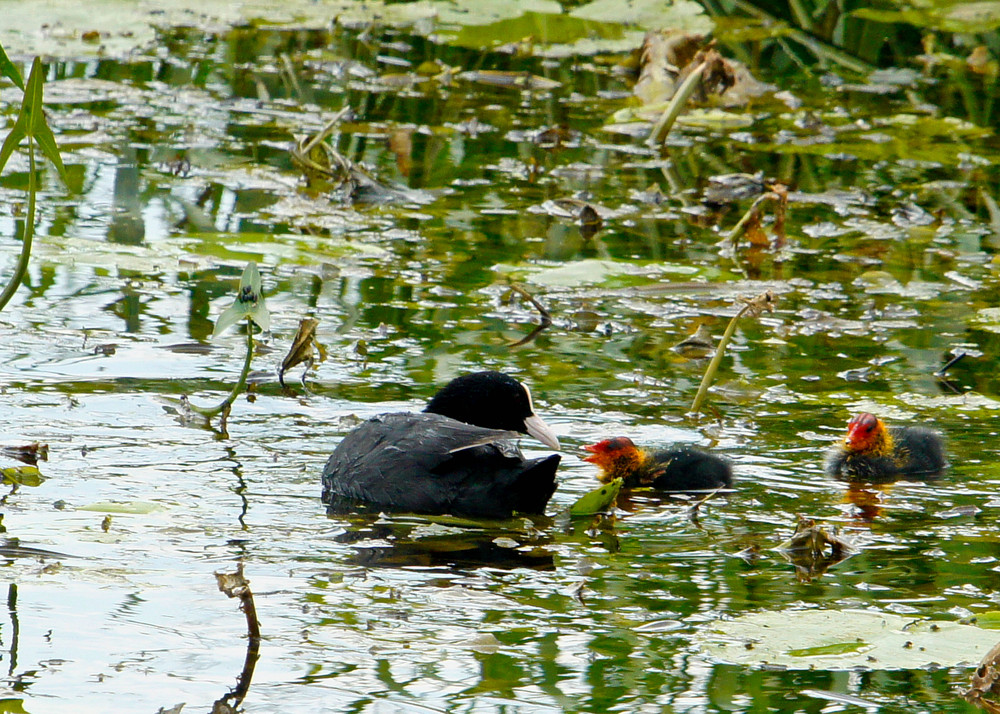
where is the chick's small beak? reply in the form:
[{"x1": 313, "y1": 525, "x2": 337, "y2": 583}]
[
  {"x1": 524, "y1": 414, "x2": 560, "y2": 450},
  {"x1": 582, "y1": 443, "x2": 600, "y2": 463}
]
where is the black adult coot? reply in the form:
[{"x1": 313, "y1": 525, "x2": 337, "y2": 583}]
[
  {"x1": 583, "y1": 437, "x2": 732, "y2": 491},
  {"x1": 824, "y1": 412, "x2": 947, "y2": 481},
  {"x1": 321, "y1": 372, "x2": 561, "y2": 518}
]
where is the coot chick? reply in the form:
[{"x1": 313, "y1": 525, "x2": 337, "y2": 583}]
[
  {"x1": 583, "y1": 437, "x2": 732, "y2": 491},
  {"x1": 824, "y1": 412, "x2": 947, "y2": 481},
  {"x1": 321, "y1": 371, "x2": 561, "y2": 518}
]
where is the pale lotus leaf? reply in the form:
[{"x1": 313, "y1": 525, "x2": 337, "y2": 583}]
[
  {"x1": 78, "y1": 501, "x2": 166, "y2": 514},
  {"x1": 697, "y1": 609, "x2": 1000, "y2": 669},
  {"x1": 571, "y1": 0, "x2": 712, "y2": 33}
]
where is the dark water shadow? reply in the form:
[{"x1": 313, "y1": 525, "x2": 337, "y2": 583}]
[{"x1": 328, "y1": 512, "x2": 557, "y2": 570}]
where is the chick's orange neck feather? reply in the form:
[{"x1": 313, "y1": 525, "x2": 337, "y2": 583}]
[{"x1": 585, "y1": 439, "x2": 651, "y2": 483}]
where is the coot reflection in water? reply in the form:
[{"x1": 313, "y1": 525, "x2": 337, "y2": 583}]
[{"x1": 330, "y1": 514, "x2": 556, "y2": 570}]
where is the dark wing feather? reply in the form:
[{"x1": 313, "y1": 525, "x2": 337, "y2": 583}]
[{"x1": 321, "y1": 412, "x2": 559, "y2": 517}]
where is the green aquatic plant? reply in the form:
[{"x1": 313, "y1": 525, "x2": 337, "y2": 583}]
[
  {"x1": 0, "y1": 50, "x2": 69, "y2": 314},
  {"x1": 689, "y1": 290, "x2": 776, "y2": 417},
  {"x1": 185, "y1": 262, "x2": 271, "y2": 430},
  {"x1": 568, "y1": 477, "x2": 622, "y2": 516}
]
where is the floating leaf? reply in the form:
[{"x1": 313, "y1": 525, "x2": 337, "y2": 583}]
[
  {"x1": 972, "y1": 308, "x2": 1000, "y2": 334},
  {"x1": 0, "y1": 465, "x2": 44, "y2": 487},
  {"x1": 569, "y1": 478, "x2": 622, "y2": 516},
  {"x1": 697, "y1": 609, "x2": 1000, "y2": 669},
  {"x1": 460, "y1": 70, "x2": 561, "y2": 91},
  {"x1": 967, "y1": 612, "x2": 1000, "y2": 630},
  {"x1": 77, "y1": 501, "x2": 166, "y2": 514}
]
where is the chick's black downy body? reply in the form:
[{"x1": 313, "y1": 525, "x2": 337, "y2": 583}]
[{"x1": 583, "y1": 437, "x2": 732, "y2": 492}]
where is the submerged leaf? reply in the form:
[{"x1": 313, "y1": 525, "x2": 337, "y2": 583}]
[{"x1": 78, "y1": 501, "x2": 165, "y2": 514}]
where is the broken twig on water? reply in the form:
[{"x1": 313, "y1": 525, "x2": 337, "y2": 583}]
[{"x1": 214, "y1": 563, "x2": 261, "y2": 711}]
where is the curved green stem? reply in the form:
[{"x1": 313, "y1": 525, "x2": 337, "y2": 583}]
[
  {"x1": 190, "y1": 318, "x2": 255, "y2": 420},
  {"x1": 647, "y1": 60, "x2": 706, "y2": 148},
  {"x1": 689, "y1": 302, "x2": 751, "y2": 416},
  {"x1": 0, "y1": 137, "x2": 36, "y2": 313}
]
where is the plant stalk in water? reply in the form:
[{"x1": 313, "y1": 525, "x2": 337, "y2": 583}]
[
  {"x1": 689, "y1": 291, "x2": 776, "y2": 416},
  {"x1": 189, "y1": 318, "x2": 256, "y2": 425},
  {"x1": 0, "y1": 56, "x2": 68, "y2": 314},
  {"x1": 647, "y1": 60, "x2": 706, "y2": 147}
]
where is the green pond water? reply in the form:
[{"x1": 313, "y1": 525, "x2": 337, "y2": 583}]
[{"x1": 1, "y1": 1, "x2": 1000, "y2": 711}]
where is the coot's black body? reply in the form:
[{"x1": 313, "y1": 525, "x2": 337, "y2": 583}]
[{"x1": 321, "y1": 372, "x2": 561, "y2": 518}]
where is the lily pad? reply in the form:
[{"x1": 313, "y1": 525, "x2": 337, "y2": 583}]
[
  {"x1": 0, "y1": 465, "x2": 44, "y2": 487},
  {"x1": 78, "y1": 501, "x2": 166, "y2": 514},
  {"x1": 498, "y1": 259, "x2": 697, "y2": 288},
  {"x1": 570, "y1": 0, "x2": 712, "y2": 34},
  {"x1": 697, "y1": 609, "x2": 1000, "y2": 669},
  {"x1": 972, "y1": 307, "x2": 1000, "y2": 334}
]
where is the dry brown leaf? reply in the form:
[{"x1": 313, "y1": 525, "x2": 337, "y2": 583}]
[
  {"x1": 965, "y1": 640, "x2": 1000, "y2": 713},
  {"x1": 279, "y1": 318, "x2": 319, "y2": 387}
]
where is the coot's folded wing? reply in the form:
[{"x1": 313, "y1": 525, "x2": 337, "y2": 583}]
[{"x1": 321, "y1": 412, "x2": 532, "y2": 515}]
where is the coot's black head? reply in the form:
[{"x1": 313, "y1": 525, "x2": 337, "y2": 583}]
[{"x1": 424, "y1": 371, "x2": 560, "y2": 450}]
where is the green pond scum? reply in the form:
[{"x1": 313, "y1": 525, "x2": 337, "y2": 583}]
[{"x1": 0, "y1": 0, "x2": 999, "y2": 711}]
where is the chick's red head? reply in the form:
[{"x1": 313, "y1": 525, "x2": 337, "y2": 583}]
[
  {"x1": 583, "y1": 437, "x2": 644, "y2": 484},
  {"x1": 583, "y1": 437, "x2": 637, "y2": 464},
  {"x1": 845, "y1": 412, "x2": 886, "y2": 453}
]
